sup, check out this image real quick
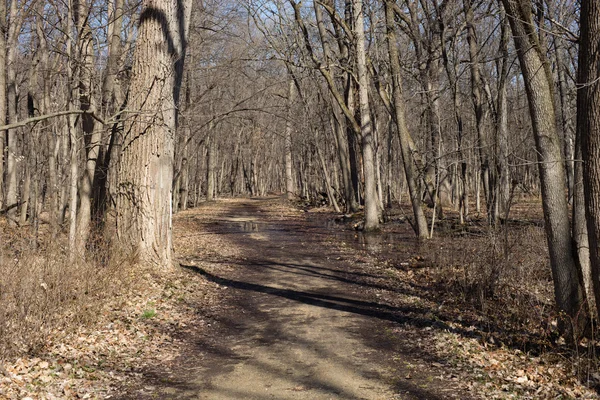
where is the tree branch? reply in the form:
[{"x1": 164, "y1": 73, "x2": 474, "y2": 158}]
[{"x1": 0, "y1": 110, "x2": 107, "y2": 132}]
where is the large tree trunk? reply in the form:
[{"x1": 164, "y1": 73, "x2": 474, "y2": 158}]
[
  {"x1": 330, "y1": 110, "x2": 354, "y2": 213},
  {"x1": 115, "y1": 0, "x2": 191, "y2": 267},
  {"x1": 574, "y1": 132, "x2": 593, "y2": 313},
  {"x1": 5, "y1": 0, "x2": 20, "y2": 226},
  {"x1": 384, "y1": 0, "x2": 427, "y2": 239},
  {"x1": 496, "y1": 4, "x2": 511, "y2": 218},
  {"x1": 206, "y1": 132, "x2": 215, "y2": 201},
  {"x1": 34, "y1": 3, "x2": 58, "y2": 231},
  {"x1": 68, "y1": 115, "x2": 78, "y2": 261},
  {"x1": 284, "y1": 77, "x2": 296, "y2": 200},
  {"x1": 353, "y1": 0, "x2": 379, "y2": 231},
  {"x1": 66, "y1": 1, "x2": 78, "y2": 261},
  {"x1": 0, "y1": 0, "x2": 6, "y2": 214},
  {"x1": 578, "y1": 0, "x2": 600, "y2": 319},
  {"x1": 94, "y1": 0, "x2": 125, "y2": 226},
  {"x1": 465, "y1": 0, "x2": 493, "y2": 222},
  {"x1": 502, "y1": 0, "x2": 586, "y2": 338},
  {"x1": 76, "y1": 0, "x2": 102, "y2": 249}
]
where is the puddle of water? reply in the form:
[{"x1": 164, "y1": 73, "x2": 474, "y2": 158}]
[
  {"x1": 240, "y1": 221, "x2": 260, "y2": 232},
  {"x1": 210, "y1": 215, "x2": 426, "y2": 255},
  {"x1": 325, "y1": 218, "x2": 422, "y2": 255},
  {"x1": 339, "y1": 231, "x2": 417, "y2": 253}
]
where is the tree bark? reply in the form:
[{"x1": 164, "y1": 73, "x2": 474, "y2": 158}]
[
  {"x1": 65, "y1": 0, "x2": 78, "y2": 261},
  {"x1": 284, "y1": 77, "x2": 296, "y2": 200},
  {"x1": 34, "y1": 3, "x2": 58, "y2": 231},
  {"x1": 18, "y1": 164, "x2": 30, "y2": 225},
  {"x1": 179, "y1": 157, "x2": 189, "y2": 210},
  {"x1": 574, "y1": 131, "x2": 593, "y2": 313},
  {"x1": 496, "y1": 4, "x2": 511, "y2": 218},
  {"x1": 555, "y1": 35, "x2": 575, "y2": 203},
  {"x1": 94, "y1": 0, "x2": 125, "y2": 225},
  {"x1": 115, "y1": 0, "x2": 191, "y2": 267},
  {"x1": 502, "y1": 0, "x2": 586, "y2": 337},
  {"x1": 206, "y1": 132, "x2": 215, "y2": 201},
  {"x1": 578, "y1": 0, "x2": 600, "y2": 319},
  {"x1": 384, "y1": 0, "x2": 428, "y2": 238},
  {"x1": 465, "y1": 0, "x2": 493, "y2": 222},
  {"x1": 5, "y1": 0, "x2": 20, "y2": 226},
  {"x1": 76, "y1": 0, "x2": 102, "y2": 249},
  {"x1": 0, "y1": 0, "x2": 6, "y2": 214},
  {"x1": 353, "y1": 0, "x2": 379, "y2": 231}
]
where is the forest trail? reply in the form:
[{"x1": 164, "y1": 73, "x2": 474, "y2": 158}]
[{"x1": 150, "y1": 197, "x2": 471, "y2": 400}]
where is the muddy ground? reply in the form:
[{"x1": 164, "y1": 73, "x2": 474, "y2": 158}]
[
  {"x1": 113, "y1": 196, "x2": 599, "y2": 399},
  {"x1": 116, "y1": 197, "x2": 473, "y2": 399}
]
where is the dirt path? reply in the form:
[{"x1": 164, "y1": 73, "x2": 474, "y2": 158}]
[{"x1": 144, "y1": 198, "x2": 473, "y2": 399}]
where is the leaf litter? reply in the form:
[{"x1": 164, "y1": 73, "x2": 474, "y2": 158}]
[{"x1": 1, "y1": 197, "x2": 599, "y2": 399}]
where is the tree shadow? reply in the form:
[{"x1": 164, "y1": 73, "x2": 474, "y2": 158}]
[
  {"x1": 184, "y1": 198, "x2": 551, "y2": 354},
  {"x1": 181, "y1": 263, "x2": 471, "y2": 337}
]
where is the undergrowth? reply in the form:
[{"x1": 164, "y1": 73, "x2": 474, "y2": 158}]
[
  {"x1": 0, "y1": 223, "x2": 132, "y2": 361},
  {"x1": 424, "y1": 223, "x2": 555, "y2": 346},
  {"x1": 420, "y1": 218, "x2": 600, "y2": 389}
]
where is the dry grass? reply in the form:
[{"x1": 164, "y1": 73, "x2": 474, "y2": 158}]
[
  {"x1": 433, "y1": 225, "x2": 552, "y2": 315},
  {"x1": 382, "y1": 200, "x2": 561, "y2": 349},
  {"x1": 0, "y1": 223, "x2": 130, "y2": 361}
]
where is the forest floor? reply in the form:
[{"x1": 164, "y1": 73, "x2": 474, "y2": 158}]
[{"x1": 2, "y1": 196, "x2": 600, "y2": 399}]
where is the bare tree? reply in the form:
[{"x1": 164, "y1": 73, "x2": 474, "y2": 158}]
[
  {"x1": 75, "y1": 0, "x2": 102, "y2": 250},
  {"x1": 5, "y1": 0, "x2": 26, "y2": 226},
  {"x1": 579, "y1": 0, "x2": 600, "y2": 319},
  {"x1": 116, "y1": 0, "x2": 192, "y2": 266},
  {"x1": 353, "y1": 0, "x2": 379, "y2": 230},
  {"x1": 284, "y1": 74, "x2": 297, "y2": 200},
  {"x1": 384, "y1": 0, "x2": 428, "y2": 238},
  {"x1": 0, "y1": 0, "x2": 6, "y2": 215},
  {"x1": 502, "y1": 0, "x2": 586, "y2": 337}
]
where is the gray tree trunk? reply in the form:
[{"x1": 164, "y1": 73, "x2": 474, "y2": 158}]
[
  {"x1": 179, "y1": 157, "x2": 189, "y2": 210},
  {"x1": 384, "y1": 0, "x2": 428, "y2": 238},
  {"x1": 34, "y1": 3, "x2": 58, "y2": 231},
  {"x1": 574, "y1": 133, "x2": 593, "y2": 313},
  {"x1": 578, "y1": 0, "x2": 600, "y2": 319},
  {"x1": 284, "y1": 77, "x2": 296, "y2": 200},
  {"x1": 206, "y1": 133, "x2": 215, "y2": 201},
  {"x1": 503, "y1": 0, "x2": 586, "y2": 337},
  {"x1": 353, "y1": 0, "x2": 379, "y2": 231},
  {"x1": 116, "y1": 0, "x2": 192, "y2": 267},
  {"x1": 5, "y1": 0, "x2": 21, "y2": 226},
  {"x1": 76, "y1": 0, "x2": 102, "y2": 249},
  {"x1": 496, "y1": 4, "x2": 511, "y2": 217},
  {"x1": 94, "y1": 0, "x2": 125, "y2": 225},
  {"x1": 555, "y1": 36, "x2": 575, "y2": 203},
  {"x1": 66, "y1": 1, "x2": 78, "y2": 261},
  {"x1": 0, "y1": 0, "x2": 6, "y2": 213},
  {"x1": 465, "y1": 0, "x2": 493, "y2": 222}
]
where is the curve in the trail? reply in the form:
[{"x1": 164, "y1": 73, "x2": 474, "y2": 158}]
[{"x1": 155, "y1": 198, "x2": 472, "y2": 400}]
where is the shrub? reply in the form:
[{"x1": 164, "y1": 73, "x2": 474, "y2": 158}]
[{"x1": 0, "y1": 224, "x2": 128, "y2": 360}]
